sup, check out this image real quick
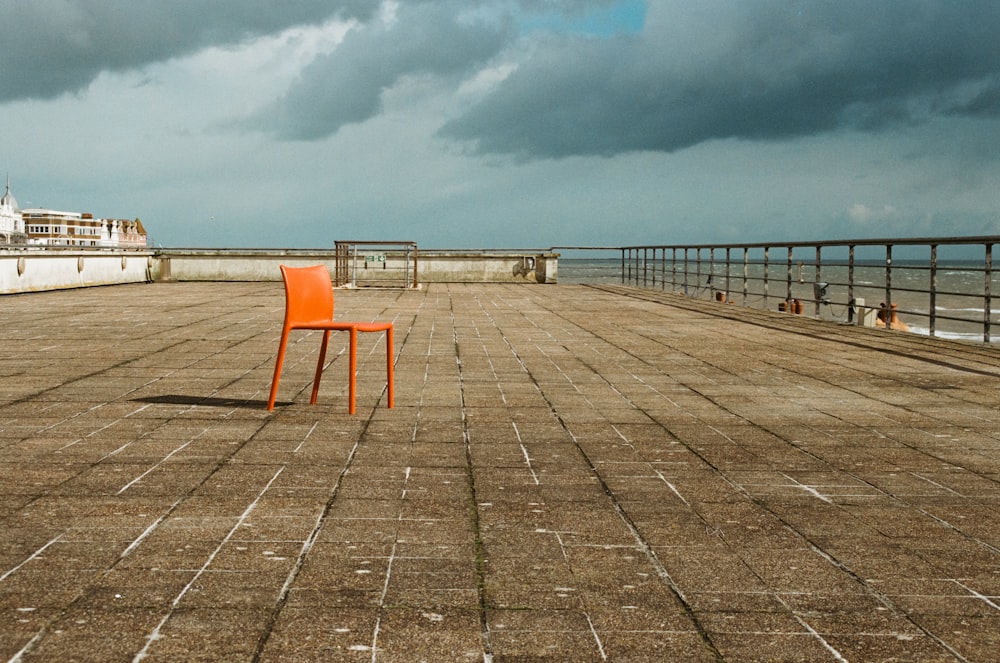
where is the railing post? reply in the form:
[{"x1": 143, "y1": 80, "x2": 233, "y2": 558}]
[
  {"x1": 763, "y1": 246, "x2": 770, "y2": 310},
  {"x1": 646, "y1": 247, "x2": 651, "y2": 287},
  {"x1": 929, "y1": 244, "x2": 937, "y2": 338},
  {"x1": 725, "y1": 247, "x2": 732, "y2": 303},
  {"x1": 403, "y1": 244, "x2": 410, "y2": 289},
  {"x1": 985, "y1": 243, "x2": 993, "y2": 343},
  {"x1": 649, "y1": 246, "x2": 656, "y2": 288},
  {"x1": 412, "y1": 244, "x2": 419, "y2": 289},
  {"x1": 672, "y1": 247, "x2": 678, "y2": 291},
  {"x1": 696, "y1": 248, "x2": 703, "y2": 297},
  {"x1": 683, "y1": 248, "x2": 690, "y2": 295},
  {"x1": 885, "y1": 244, "x2": 894, "y2": 330},
  {"x1": 786, "y1": 246, "x2": 794, "y2": 308},
  {"x1": 660, "y1": 247, "x2": 665, "y2": 290},
  {"x1": 351, "y1": 244, "x2": 358, "y2": 288},
  {"x1": 709, "y1": 248, "x2": 715, "y2": 299},
  {"x1": 742, "y1": 247, "x2": 749, "y2": 306},
  {"x1": 817, "y1": 246, "x2": 825, "y2": 317},
  {"x1": 847, "y1": 245, "x2": 854, "y2": 320}
]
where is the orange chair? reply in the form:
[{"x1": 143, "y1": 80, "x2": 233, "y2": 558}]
[{"x1": 267, "y1": 264, "x2": 394, "y2": 414}]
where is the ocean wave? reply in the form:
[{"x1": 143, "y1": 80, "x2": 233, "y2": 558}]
[
  {"x1": 936, "y1": 306, "x2": 988, "y2": 314},
  {"x1": 906, "y1": 325, "x2": 991, "y2": 342}
]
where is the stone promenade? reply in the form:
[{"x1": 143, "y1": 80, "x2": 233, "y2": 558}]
[{"x1": 1, "y1": 281, "x2": 998, "y2": 662}]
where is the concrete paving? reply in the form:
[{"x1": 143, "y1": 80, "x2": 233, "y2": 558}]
[{"x1": 1, "y1": 281, "x2": 998, "y2": 662}]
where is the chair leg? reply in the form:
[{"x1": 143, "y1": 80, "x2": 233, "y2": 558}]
[
  {"x1": 348, "y1": 328, "x2": 358, "y2": 415},
  {"x1": 310, "y1": 330, "x2": 332, "y2": 405},
  {"x1": 267, "y1": 328, "x2": 291, "y2": 410},
  {"x1": 386, "y1": 325, "x2": 394, "y2": 409}
]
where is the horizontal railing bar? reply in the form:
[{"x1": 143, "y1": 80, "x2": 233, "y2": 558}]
[{"x1": 618, "y1": 236, "x2": 1000, "y2": 250}]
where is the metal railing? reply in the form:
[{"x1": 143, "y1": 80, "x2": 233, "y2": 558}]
[
  {"x1": 614, "y1": 236, "x2": 1000, "y2": 343},
  {"x1": 334, "y1": 241, "x2": 418, "y2": 289}
]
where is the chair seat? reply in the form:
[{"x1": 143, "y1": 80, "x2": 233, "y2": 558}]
[{"x1": 354, "y1": 321, "x2": 393, "y2": 333}]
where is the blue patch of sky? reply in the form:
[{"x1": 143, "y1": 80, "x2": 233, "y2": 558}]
[{"x1": 520, "y1": 0, "x2": 646, "y2": 37}]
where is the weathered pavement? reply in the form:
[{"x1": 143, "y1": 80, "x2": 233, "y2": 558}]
[{"x1": 1, "y1": 281, "x2": 998, "y2": 661}]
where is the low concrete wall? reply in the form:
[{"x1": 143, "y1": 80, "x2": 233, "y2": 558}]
[
  {"x1": 415, "y1": 252, "x2": 556, "y2": 284},
  {"x1": 1, "y1": 250, "x2": 152, "y2": 294},
  {"x1": 153, "y1": 251, "x2": 331, "y2": 283},
  {"x1": 155, "y1": 249, "x2": 558, "y2": 285},
  {"x1": 1, "y1": 248, "x2": 558, "y2": 294}
]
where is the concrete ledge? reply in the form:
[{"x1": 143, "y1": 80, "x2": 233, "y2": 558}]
[
  {"x1": 0, "y1": 248, "x2": 559, "y2": 294},
  {"x1": 152, "y1": 249, "x2": 331, "y2": 283},
  {"x1": 154, "y1": 249, "x2": 558, "y2": 285},
  {"x1": 415, "y1": 251, "x2": 556, "y2": 284},
  {"x1": 0, "y1": 249, "x2": 153, "y2": 294}
]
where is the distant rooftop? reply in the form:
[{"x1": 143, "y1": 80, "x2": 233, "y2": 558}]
[{"x1": 1, "y1": 174, "x2": 17, "y2": 212}]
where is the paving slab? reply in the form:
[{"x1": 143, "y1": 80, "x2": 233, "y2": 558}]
[{"x1": 1, "y1": 281, "x2": 999, "y2": 661}]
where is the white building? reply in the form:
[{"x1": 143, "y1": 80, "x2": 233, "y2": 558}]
[
  {"x1": 22, "y1": 209, "x2": 105, "y2": 246},
  {"x1": 1, "y1": 178, "x2": 147, "y2": 248},
  {"x1": 0, "y1": 176, "x2": 25, "y2": 243},
  {"x1": 22, "y1": 209, "x2": 147, "y2": 248}
]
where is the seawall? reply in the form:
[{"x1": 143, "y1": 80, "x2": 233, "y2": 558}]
[
  {"x1": 0, "y1": 249, "x2": 154, "y2": 294},
  {"x1": 0, "y1": 248, "x2": 558, "y2": 294}
]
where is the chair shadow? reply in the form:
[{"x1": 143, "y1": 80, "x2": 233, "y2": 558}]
[{"x1": 132, "y1": 395, "x2": 275, "y2": 409}]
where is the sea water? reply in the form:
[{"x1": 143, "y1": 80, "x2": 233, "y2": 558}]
[{"x1": 559, "y1": 258, "x2": 999, "y2": 343}]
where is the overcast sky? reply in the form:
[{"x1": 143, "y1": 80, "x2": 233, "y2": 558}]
[{"x1": 2, "y1": 0, "x2": 999, "y2": 249}]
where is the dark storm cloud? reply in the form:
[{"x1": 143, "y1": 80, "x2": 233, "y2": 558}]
[
  {"x1": 256, "y1": 2, "x2": 514, "y2": 140},
  {"x1": 12, "y1": 0, "x2": 997, "y2": 162},
  {"x1": 0, "y1": 0, "x2": 379, "y2": 102},
  {"x1": 441, "y1": 0, "x2": 1000, "y2": 158}
]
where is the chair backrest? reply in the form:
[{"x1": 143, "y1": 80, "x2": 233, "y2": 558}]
[{"x1": 280, "y1": 264, "x2": 335, "y2": 326}]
